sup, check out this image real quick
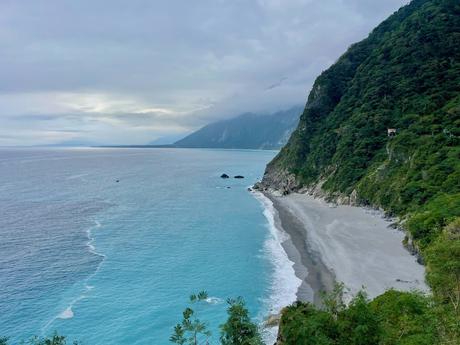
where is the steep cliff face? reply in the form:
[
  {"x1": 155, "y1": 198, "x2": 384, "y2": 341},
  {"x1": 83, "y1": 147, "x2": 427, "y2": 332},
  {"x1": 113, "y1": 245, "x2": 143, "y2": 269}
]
[
  {"x1": 262, "y1": 0, "x2": 460, "y2": 216},
  {"x1": 262, "y1": 1, "x2": 460, "y2": 344}
]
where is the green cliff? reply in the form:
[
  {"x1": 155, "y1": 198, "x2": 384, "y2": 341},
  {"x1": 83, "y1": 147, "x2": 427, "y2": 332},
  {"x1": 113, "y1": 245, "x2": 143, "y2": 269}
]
[{"x1": 261, "y1": 0, "x2": 460, "y2": 343}]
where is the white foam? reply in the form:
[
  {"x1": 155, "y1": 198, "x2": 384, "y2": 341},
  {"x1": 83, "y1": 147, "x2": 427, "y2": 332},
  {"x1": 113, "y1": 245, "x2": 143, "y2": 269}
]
[
  {"x1": 58, "y1": 306, "x2": 74, "y2": 319},
  {"x1": 66, "y1": 173, "x2": 89, "y2": 181},
  {"x1": 43, "y1": 219, "x2": 106, "y2": 333},
  {"x1": 86, "y1": 220, "x2": 105, "y2": 258},
  {"x1": 205, "y1": 297, "x2": 224, "y2": 305},
  {"x1": 252, "y1": 192, "x2": 302, "y2": 344}
]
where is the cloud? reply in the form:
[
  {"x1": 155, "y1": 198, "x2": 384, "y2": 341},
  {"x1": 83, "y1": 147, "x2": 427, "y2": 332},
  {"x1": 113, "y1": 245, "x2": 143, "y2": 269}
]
[{"x1": 0, "y1": 0, "x2": 409, "y2": 145}]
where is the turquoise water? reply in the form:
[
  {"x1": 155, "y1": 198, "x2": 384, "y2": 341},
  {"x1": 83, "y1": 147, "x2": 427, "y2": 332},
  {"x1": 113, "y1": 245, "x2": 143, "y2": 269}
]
[{"x1": 0, "y1": 148, "x2": 295, "y2": 344}]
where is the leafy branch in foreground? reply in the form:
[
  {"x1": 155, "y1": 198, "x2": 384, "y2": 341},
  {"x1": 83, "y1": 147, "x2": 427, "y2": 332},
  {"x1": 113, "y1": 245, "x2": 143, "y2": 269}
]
[
  {"x1": 171, "y1": 292, "x2": 263, "y2": 345},
  {"x1": 28, "y1": 333, "x2": 80, "y2": 345},
  {"x1": 170, "y1": 291, "x2": 211, "y2": 345},
  {"x1": 0, "y1": 333, "x2": 80, "y2": 345},
  {"x1": 220, "y1": 297, "x2": 263, "y2": 345}
]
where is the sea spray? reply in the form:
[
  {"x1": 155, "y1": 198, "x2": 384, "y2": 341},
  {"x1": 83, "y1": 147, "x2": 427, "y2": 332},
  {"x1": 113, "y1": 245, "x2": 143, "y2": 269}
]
[{"x1": 252, "y1": 191, "x2": 302, "y2": 344}]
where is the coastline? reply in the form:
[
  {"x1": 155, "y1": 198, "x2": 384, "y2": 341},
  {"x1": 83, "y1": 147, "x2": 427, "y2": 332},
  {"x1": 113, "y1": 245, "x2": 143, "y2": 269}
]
[
  {"x1": 263, "y1": 192, "x2": 335, "y2": 306},
  {"x1": 257, "y1": 190, "x2": 428, "y2": 306}
]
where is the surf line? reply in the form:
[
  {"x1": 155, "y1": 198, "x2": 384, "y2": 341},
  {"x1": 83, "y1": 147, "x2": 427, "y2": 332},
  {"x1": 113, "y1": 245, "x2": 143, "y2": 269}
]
[{"x1": 41, "y1": 219, "x2": 106, "y2": 333}]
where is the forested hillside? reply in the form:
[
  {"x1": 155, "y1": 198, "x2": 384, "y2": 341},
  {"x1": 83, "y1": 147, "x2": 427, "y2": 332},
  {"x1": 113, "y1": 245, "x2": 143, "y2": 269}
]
[
  {"x1": 261, "y1": 0, "x2": 460, "y2": 343},
  {"x1": 174, "y1": 106, "x2": 302, "y2": 150}
]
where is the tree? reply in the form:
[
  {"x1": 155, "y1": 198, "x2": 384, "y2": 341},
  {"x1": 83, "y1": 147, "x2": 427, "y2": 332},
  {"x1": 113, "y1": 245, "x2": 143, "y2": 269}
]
[
  {"x1": 170, "y1": 291, "x2": 211, "y2": 345},
  {"x1": 28, "y1": 333, "x2": 80, "y2": 345},
  {"x1": 277, "y1": 301, "x2": 337, "y2": 345},
  {"x1": 220, "y1": 297, "x2": 263, "y2": 345},
  {"x1": 425, "y1": 218, "x2": 460, "y2": 342},
  {"x1": 320, "y1": 283, "x2": 346, "y2": 320},
  {"x1": 426, "y1": 218, "x2": 460, "y2": 314},
  {"x1": 337, "y1": 292, "x2": 380, "y2": 345}
]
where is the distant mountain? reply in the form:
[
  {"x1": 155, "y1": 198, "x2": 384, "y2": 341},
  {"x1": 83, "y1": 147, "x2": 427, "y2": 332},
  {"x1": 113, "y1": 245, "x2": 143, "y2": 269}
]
[
  {"x1": 148, "y1": 134, "x2": 186, "y2": 145},
  {"x1": 174, "y1": 106, "x2": 302, "y2": 150}
]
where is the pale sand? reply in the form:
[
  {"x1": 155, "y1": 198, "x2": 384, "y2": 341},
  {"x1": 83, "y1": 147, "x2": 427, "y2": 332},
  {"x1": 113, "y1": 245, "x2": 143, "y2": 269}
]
[{"x1": 266, "y1": 192, "x2": 428, "y2": 303}]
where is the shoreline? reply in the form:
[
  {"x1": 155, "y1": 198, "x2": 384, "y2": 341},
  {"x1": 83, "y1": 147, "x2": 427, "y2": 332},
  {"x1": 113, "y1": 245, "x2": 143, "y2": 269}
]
[
  {"x1": 264, "y1": 192, "x2": 335, "y2": 306},
  {"x1": 258, "y1": 190, "x2": 428, "y2": 306}
]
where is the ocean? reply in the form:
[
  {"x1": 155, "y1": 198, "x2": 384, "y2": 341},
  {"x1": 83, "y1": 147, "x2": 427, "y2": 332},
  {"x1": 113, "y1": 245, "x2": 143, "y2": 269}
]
[{"x1": 0, "y1": 148, "x2": 299, "y2": 344}]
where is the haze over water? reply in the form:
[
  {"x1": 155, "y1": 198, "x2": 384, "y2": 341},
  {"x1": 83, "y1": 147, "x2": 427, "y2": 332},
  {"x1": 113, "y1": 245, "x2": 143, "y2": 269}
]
[{"x1": 0, "y1": 148, "x2": 298, "y2": 344}]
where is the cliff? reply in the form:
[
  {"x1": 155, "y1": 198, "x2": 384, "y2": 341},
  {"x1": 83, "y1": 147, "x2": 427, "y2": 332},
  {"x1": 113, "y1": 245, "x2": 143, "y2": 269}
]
[
  {"x1": 262, "y1": 0, "x2": 459, "y2": 215},
  {"x1": 262, "y1": 1, "x2": 460, "y2": 344}
]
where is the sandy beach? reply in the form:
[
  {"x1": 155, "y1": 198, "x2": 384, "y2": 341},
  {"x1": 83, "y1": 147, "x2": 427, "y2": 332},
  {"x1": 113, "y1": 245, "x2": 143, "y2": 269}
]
[{"x1": 265, "y1": 192, "x2": 428, "y2": 304}]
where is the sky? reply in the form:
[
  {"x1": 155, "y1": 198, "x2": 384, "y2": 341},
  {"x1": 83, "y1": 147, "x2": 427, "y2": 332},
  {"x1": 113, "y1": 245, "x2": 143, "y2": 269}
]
[{"x1": 0, "y1": 0, "x2": 409, "y2": 146}]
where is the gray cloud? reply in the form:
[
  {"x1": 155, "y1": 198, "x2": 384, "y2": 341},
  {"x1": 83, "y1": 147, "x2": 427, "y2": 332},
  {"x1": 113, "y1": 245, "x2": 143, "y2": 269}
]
[{"x1": 0, "y1": 0, "x2": 409, "y2": 145}]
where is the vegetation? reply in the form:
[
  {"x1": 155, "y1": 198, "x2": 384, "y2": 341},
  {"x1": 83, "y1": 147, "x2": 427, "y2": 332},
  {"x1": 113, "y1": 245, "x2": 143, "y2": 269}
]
[
  {"x1": 170, "y1": 292, "x2": 263, "y2": 345},
  {"x1": 170, "y1": 291, "x2": 212, "y2": 345},
  {"x1": 274, "y1": 0, "x2": 459, "y2": 208},
  {"x1": 220, "y1": 297, "x2": 263, "y2": 345},
  {"x1": 3, "y1": 0, "x2": 459, "y2": 344},
  {"x1": 0, "y1": 333, "x2": 79, "y2": 345},
  {"x1": 278, "y1": 285, "x2": 437, "y2": 345},
  {"x1": 266, "y1": 0, "x2": 460, "y2": 343}
]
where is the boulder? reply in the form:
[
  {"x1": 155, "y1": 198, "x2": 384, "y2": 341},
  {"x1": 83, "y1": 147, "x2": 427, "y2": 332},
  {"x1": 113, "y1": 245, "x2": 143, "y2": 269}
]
[{"x1": 220, "y1": 173, "x2": 230, "y2": 179}]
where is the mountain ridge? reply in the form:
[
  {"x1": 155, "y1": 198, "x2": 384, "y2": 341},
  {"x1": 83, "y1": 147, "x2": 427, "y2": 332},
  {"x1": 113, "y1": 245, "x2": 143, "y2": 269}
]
[
  {"x1": 173, "y1": 106, "x2": 302, "y2": 150},
  {"x1": 257, "y1": 0, "x2": 460, "y2": 343}
]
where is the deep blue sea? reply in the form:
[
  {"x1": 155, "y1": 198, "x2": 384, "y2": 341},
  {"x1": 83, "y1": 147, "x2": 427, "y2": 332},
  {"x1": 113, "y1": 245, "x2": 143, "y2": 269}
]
[{"x1": 0, "y1": 148, "x2": 298, "y2": 344}]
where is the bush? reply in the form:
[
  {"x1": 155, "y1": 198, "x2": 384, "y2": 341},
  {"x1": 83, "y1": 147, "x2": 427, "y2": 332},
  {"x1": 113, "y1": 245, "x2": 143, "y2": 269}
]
[{"x1": 220, "y1": 297, "x2": 263, "y2": 345}]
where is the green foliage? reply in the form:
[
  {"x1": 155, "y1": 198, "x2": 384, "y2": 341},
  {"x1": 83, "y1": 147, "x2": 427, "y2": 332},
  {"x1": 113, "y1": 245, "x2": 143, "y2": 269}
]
[
  {"x1": 370, "y1": 290, "x2": 437, "y2": 345},
  {"x1": 278, "y1": 302, "x2": 337, "y2": 345},
  {"x1": 0, "y1": 334, "x2": 79, "y2": 345},
  {"x1": 189, "y1": 291, "x2": 209, "y2": 303},
  {"x1": 278, "y1": 286, "x2": 437, "y2": 345},
  {"x1": 406, "y1": 193, "x2": 460, "y2": 247},
  {"x1": 170, "y1": 292, "x2": 211, "y2": 345},
  {"x1": 424, "y1": 218, "x2": 460, "y2": 340},
  {"x1": 171, "y1": 293, "x2": 262, "y2": 345},
  {"x1": 320, "y1": 282, "x2": 346, "y2": 318},
  {"x1": 220, "y1": 297, "x2": 263, "y2": 345},
  {"x1": 269, "y1": 1, "x2": 460, "y2": 343},
  {"x1": 337, "y1": 292, "x2": 380, "y2": 345},
  {"x1": 425, "y1": 218, "x2": 460, "y2": 307},
  {"x1": 275, "y1": 0, "x2": 460, "y2": 212},
  {"x1": 27, "y1": 333, "x2": 74, "y2": 345}
]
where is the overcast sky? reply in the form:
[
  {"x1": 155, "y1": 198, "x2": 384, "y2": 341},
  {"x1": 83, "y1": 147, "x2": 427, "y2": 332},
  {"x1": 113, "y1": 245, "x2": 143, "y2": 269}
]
[{"x1": 0, "y1": 0, "x2": 409, "y2": 146}]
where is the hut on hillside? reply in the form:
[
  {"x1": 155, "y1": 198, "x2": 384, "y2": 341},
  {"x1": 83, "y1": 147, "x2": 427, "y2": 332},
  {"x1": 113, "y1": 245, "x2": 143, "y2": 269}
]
[{"x1": 387, "y1": 128, "x2": 397, "y2": 137}]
